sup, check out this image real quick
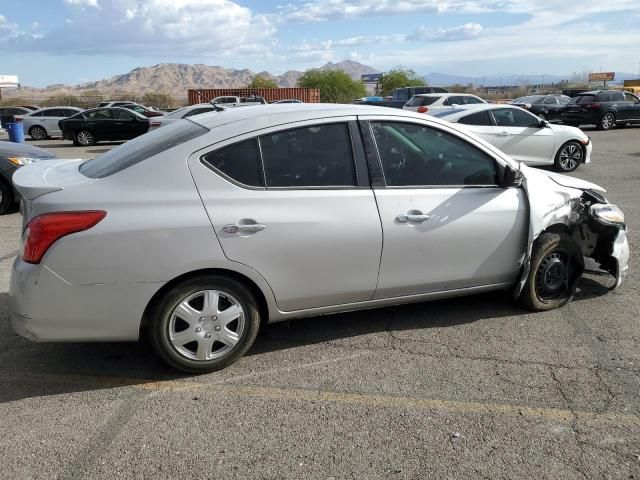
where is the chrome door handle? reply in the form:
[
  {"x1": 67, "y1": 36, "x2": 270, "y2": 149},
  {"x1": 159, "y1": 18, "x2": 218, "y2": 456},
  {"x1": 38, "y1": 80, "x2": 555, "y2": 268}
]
[
  {"x1": 396, "y1": 212, "x2": 430, "y2": 223},
  {"x1": 496, "y1": 131, "x2": 510, "y2": 136},
  {"x1": 223, "y1": 223, "x2": 266, "y2": 233}
]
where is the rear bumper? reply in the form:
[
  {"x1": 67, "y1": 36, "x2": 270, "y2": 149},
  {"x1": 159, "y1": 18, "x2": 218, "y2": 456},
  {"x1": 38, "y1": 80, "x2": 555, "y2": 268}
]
[{"x1": 9, "y1": 257, "x2": 163, "y2": 342}]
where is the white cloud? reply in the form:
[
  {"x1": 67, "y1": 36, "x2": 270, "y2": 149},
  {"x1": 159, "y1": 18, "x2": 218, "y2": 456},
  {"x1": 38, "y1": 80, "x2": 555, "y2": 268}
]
[
  {"x1": 64, "y1": 0, "x2": 100, "y2": 8},
  {"x1": 7, "y1": 0, "x2": 276, "y2": 57},
  {"x1": 282, "y1": 0, "x2": 493, "y2": 22},
  {"x1": 407, "y1": 23, "x2": 483, "y2": 42}
]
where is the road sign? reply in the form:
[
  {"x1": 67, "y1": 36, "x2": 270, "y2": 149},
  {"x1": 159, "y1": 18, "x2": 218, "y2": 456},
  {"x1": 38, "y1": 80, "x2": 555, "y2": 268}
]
[
  {"x1": 588, "y1": 72, "x2": 615, "y2": 82},
  {"x1": 0, "y1": 75, "x2": 19, "y2": 88},
  {"x1": 361, "y1": 73, "x2": 383, "y2": 83}
]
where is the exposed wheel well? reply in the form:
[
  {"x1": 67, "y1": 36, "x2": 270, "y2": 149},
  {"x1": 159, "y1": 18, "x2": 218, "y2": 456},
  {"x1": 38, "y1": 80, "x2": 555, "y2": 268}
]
[
  {"x1": 139, "y1": 268, "x2": 270, "y2": 338},
  {"x1": 541, "y1": 223, "x2": 571, "y2": 236}
]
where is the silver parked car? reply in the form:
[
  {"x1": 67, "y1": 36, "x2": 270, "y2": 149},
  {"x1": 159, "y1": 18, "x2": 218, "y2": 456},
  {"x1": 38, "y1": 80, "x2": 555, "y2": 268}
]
[
  {"x1": 18, "y1": 107, "x2": 84, "y2": 140},
  {"x1": 10, "y1": 105, "x2": 629, "y2": 373}
]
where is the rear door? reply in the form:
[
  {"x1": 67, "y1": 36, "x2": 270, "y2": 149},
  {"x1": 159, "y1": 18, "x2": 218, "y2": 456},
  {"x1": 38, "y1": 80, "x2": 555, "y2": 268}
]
[
  {"x1": 361, "y1": 117, "x2": 527, "y2": 298},
  {"x1": 489, "y1": 108, "x2": 555, "y2": 164},
  {"x1": 41, "y1": 108, "x2": 66, "y2": 136},
  {"x1": 188, "y1": 118, "x2": 383, "y2": 311},
  {"x1": 85, "y1": 109, "x2": 115, "y2": 139},
  {"x1": 113, "y1": 109, "x2": 148, "y2": 139}
]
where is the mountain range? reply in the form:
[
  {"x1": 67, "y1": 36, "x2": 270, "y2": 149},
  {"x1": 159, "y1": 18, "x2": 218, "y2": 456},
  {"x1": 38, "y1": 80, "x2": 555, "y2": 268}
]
[
  {"x1": 5, "y1": 60, "x2": 637, "y2": 100},
  {"x1": 8, "y1": 60, "x2": 378, "y2": 99}
]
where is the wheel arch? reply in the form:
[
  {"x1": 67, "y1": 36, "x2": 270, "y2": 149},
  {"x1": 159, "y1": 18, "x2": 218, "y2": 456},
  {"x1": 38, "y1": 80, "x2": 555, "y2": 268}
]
[
  {"x1": 554, "y1": 139, "x2": 587, "y2": 164},
  {"x1": 139, "y1": 267, "x2": 271, "y2": 338}
]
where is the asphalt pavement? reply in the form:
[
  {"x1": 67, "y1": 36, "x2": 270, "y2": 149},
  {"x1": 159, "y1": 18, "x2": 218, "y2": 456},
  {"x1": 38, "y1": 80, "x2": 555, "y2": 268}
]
[{"x1": 0, "y1": 127, "x2": 639, "y2": 479}]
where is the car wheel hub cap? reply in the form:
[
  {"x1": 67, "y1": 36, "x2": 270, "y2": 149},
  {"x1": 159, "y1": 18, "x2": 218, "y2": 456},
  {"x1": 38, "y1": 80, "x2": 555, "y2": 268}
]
[
  {"x1": 168, "y1": 289, "x2": 245, "y2": 361},
  {"x1": 559, "y1": 145, "x2": 582, "y2": 170},
  {"x1": 78, "y1": 132, "x2": 91, "y2": 144},
  {"x1": 603, "y1": 115, "x2": 613, "y2": 128}
]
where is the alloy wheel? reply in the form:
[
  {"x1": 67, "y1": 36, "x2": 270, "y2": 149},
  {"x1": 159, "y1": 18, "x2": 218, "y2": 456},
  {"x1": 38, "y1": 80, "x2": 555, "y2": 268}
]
[
  {"x1": 601, "y1": 113, "x2": 614, "y2": 130},
  {"x1": 30, "y1": 126, "x2": 47, "y2": 140},
  {"x1": 76, "y1": 131, "x2": 94, "y2": 145},
  {"x1": 558, "y1": 144, "x2": 583, "y2": 171},
  {"x1": 168, "y1": 290, "x2": 245, "y2": 361}
]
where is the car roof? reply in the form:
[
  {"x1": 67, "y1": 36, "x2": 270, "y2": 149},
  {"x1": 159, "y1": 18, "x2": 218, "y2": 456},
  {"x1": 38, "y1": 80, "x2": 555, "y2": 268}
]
[
  {"x1": 188, "y1": 103, "x2": 442, "y2": 130},
  {"x1": 434, "y1": 103, "x2": 525, "y2": 121},
  {"x1": 411, "y1": 93, "x2": 476, "y2": 98},
  {"x1": 29, "y1": 106, "x2": 83, "y2": 114}
]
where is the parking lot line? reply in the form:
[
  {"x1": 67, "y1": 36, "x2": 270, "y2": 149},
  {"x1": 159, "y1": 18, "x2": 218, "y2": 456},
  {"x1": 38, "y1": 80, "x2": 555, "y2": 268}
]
[{"x1": 7, "y1": 370, "x2": 639, "y2": 426}]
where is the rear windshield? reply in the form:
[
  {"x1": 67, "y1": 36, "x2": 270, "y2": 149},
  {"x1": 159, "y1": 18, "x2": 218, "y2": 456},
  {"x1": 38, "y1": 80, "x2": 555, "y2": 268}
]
[
  {"x1": 79, "y1": 120, "x2": 208, "y2": 178},
  {"x1": 513, "y1": 96, "x2": 543, "y2": 104},
  {"x1": 406, "y1": 96, "x2": 440, "y2": 107}
]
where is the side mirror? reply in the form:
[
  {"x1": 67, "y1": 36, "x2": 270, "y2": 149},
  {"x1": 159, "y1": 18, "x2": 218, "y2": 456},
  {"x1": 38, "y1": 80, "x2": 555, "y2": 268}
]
[
  {"x1": 539, "y1": 119, "x2": 550, "y2": 128},
  {"x1": 503, "y1": 165, "x2": 523, "y2": 188}
]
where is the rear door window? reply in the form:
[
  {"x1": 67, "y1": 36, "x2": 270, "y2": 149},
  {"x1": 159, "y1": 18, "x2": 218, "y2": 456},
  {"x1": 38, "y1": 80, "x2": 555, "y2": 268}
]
[
  {"x1": 202, "y1": 139, "x2": 264, "y2": 187},
  {"x1": 183, "y1": 107, "x2": 215, "y2": 118},
  {"x1": 610, "y1": 92, "x2": 625, "y2": 102},
  {"x1": 458, "y1": 110, "x2": 493, "y2": 126},
  {"x1": 80, "y1": 120, "x2": 208, "y2": 178},
  {"x1": 443, "y1": 96, "x2": 465, "y2": 106},
  {"x1": 114, "y1": 109, "x2": 138, "y2": 120},
  {"x1": 463, "y1": 96, "x2": 484, "y2": 104},
  {"x1": 260, "y1": 123, "x2": 356, "y2": 188},
  {"x1": 85, "y1": 109, "x2": 114, "y2": 120}
]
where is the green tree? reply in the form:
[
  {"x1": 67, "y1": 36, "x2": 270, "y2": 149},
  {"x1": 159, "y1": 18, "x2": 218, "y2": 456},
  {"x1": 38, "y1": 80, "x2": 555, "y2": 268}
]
[
  {"x1": 248, "y1": 75, "x2": 278, "y2": 89},
  {"x1": 141, "y1": 92, "x2": 176, "y2": 108},
  {"x1": 297, "y1": 69, "x2": 366, "y2": 103},
  {"x1": 380, "y1": 67, "x2": 426, "y2": 96}
]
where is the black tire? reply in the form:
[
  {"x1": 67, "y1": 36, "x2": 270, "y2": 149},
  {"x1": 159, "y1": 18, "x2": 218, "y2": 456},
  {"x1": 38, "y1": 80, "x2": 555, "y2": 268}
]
[
  {"x1": 75, "y1": 129, "x2": 96, "y2": 146},
  {"x1": 554, "y1": 141, "x2": 583, "y2": 172},
  {"x1": 0, "y1": 178, "x2": 14, "y2": 215},
  {"x1": 518, "y1": 232, "x2": 584, "y2": 311},
  {"x1": 598, "y1": 112, "x2": 615, "y2": 131},
  {"x1": 149, "y1": 275, "x2": 261, "y2": 373},
  {"x1": 29, "y1": 125, "x2": 47, "y2": 140}
]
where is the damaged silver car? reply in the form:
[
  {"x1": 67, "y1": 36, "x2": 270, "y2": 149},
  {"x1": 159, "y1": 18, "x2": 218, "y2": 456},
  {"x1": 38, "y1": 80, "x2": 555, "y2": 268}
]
[{"x1": 9, "y1": 105, "x2": 629, "y2": 373}]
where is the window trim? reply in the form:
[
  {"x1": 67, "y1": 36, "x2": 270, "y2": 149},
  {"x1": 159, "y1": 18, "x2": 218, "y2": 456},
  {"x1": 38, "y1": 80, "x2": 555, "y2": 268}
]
[
  {"x1": 198, "y1": 119, "x2": 369, "y2": 191},
  {"x1": 363, "y1": 118, "x2": 504, "y2": 189}
]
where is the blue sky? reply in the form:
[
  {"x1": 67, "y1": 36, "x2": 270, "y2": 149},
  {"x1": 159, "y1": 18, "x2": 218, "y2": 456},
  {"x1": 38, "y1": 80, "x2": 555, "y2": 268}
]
[{"x1": 1, "y1": 0, "x2": 639, "y2": 87}]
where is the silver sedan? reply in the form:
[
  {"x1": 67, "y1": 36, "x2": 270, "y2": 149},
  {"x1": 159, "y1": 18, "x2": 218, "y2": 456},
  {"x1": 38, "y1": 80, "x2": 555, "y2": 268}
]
[{"x1": 10, "y1": 104, "x2": 629, "y2": 372}]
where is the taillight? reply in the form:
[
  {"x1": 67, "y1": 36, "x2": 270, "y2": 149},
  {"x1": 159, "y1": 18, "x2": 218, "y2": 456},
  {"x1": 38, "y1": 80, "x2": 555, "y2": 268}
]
[
  {"x1": 586, "y1": 103, "x2": 601, "y2": 109},
  {"x1": 22, "y1": 211, "x2": 106, "y2": 264},
  {"x1": 417, "y1": 106, "x2": 429, "y2": 113},
  {"x1": 150, "y1": 121, "x2": 161, "y2": 128},
  {"x1": 14, "y1": 116, "x2": 23, "y2": 121}
]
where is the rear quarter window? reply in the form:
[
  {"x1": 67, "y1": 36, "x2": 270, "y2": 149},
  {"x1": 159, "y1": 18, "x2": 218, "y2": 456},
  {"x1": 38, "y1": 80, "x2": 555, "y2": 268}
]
[{"x1": 79, "y1": 120, "x2": 208, "y2": 178}]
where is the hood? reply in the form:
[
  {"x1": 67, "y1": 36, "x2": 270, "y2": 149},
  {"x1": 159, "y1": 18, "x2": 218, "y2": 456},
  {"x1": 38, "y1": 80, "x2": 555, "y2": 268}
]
[
  {"x1": 0, "y1": 141, "x2": 57, "y2": 159},
  {"x1": 520, "y1": 163, "x2": 605, "y2": 193}
]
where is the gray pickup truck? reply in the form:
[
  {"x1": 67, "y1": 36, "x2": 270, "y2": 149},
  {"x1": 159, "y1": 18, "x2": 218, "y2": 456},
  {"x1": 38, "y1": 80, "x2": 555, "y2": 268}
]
[{"x1": 356, "y1": 86, "x2": 449, "y2": 108}]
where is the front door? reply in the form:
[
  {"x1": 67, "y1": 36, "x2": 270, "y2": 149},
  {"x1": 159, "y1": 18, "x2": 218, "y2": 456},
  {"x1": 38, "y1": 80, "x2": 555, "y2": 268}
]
[
  {"x1": 188, "y1": 119, "x2": 383, "y2": 311},
  {"x1": 489, "y1": 107, "x2": 555, "y2": 164},
  {"x1": 363, "y1": 119, "x2": 528, "y2": 298}
]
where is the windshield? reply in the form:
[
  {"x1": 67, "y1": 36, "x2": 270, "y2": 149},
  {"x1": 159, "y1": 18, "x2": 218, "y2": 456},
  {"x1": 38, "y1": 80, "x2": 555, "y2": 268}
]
[{"x1": 79, "y1": 120, "x2": 208, "y2": 178}]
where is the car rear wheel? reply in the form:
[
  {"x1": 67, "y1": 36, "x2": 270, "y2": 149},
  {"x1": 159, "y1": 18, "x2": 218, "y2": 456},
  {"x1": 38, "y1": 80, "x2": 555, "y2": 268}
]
[
  {"x1": 75, "y1": 130, "x2": 96, "y2": 146},
  {"x1": 598, "y1": 113, "x2": 615, "y2": 131},
  {"x1": 149, "y1": 275, "x2": 261, "y2": 373},
  {"x1": 554, "y1": 141, "x2": 583, "y2": 172},
  {"x1": 29, "y1": 125, "x2": 47, "y2": 140},
  {"x1": 518, "y1": 232, "x2": 583, "y2": 311},
  {"x1": 0, "y1": 178, "x2": 14, "y2": 215}
]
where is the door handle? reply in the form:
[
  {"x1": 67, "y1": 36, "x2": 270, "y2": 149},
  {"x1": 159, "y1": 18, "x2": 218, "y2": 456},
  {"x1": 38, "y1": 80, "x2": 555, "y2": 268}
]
[
  {"x1": 223, "y1": 222, "x2": 266, "y2": 234},
  {"x1": 396, "y1": 212, "x2": 430, "y2": 223},
  {"x1": 496, "y1": 131, "x2": 510, "y2": 136}
]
